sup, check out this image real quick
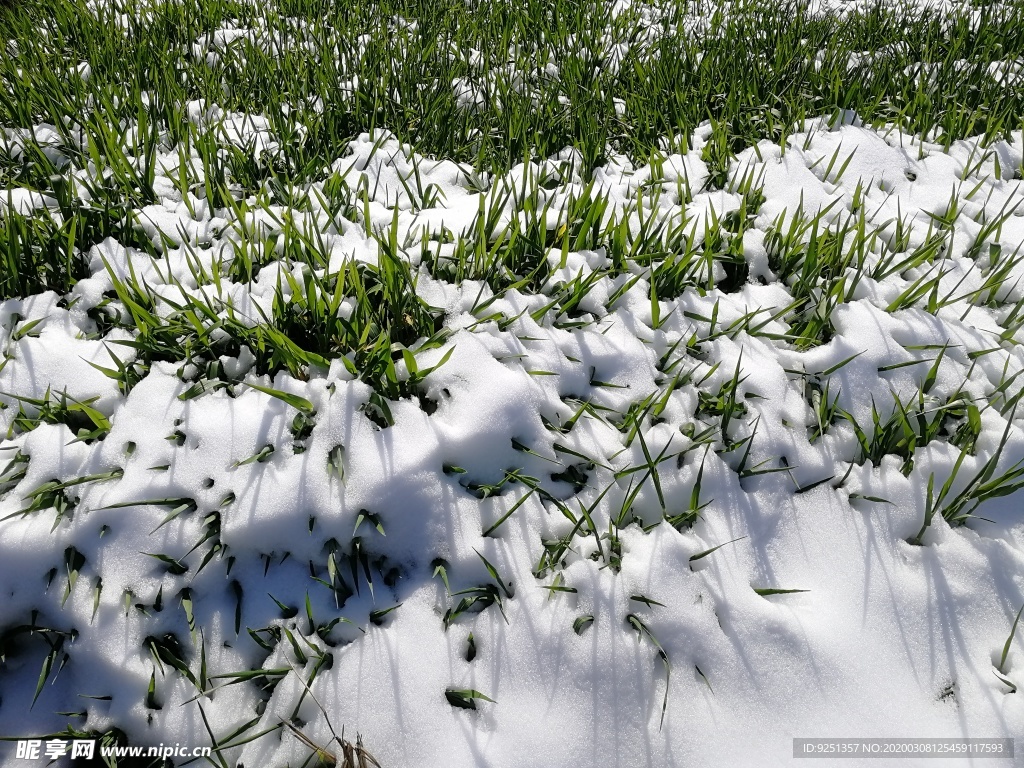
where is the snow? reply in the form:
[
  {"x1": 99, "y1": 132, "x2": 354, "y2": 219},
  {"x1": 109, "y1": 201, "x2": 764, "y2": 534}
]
[{"x1": 2, "y1": 19, "x2": 1024, "y2": 768}]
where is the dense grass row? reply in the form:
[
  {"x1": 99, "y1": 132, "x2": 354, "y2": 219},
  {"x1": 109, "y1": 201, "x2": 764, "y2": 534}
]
[
  {"x1": 2, "y1": 0, "x2": 1024, "y2": 300},
  {"x1": 1, "y1": 0, "x2": 1020, "y2": 169}
]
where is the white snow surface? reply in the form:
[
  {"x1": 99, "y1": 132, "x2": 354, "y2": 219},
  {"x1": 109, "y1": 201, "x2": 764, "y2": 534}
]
[{"x1": 1, "y1": 114, "x2": 1024, "y2": 767}]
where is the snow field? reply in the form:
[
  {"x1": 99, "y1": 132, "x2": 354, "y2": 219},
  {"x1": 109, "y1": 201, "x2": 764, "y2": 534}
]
[
  {"x1": 2, "y1": 0, "x2": 1024, "y2": 765},
  {"x1": 1, "y1": 111, "x2": 1024, "y2": 765}
]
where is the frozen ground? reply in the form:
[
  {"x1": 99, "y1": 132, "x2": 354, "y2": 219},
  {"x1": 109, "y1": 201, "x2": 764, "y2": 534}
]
[{"x1": 2, "y1": 0, "x2": 1024, "y2": 766}]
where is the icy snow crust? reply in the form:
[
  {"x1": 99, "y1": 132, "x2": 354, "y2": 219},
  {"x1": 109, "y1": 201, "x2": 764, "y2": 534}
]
[{"x1": 3, "y1": 112, "x2": 1024, "y2": 768}]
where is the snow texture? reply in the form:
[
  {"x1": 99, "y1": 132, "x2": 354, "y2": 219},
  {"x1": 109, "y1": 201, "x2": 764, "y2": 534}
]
[{"x1": 1, "y1": 22, "x2": 1024, "y2": 765}]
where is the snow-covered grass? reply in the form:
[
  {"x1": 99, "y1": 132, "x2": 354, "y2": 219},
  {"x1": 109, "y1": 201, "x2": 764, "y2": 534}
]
[{"x1": 2, "y1": 0, "x2": 1024, "y2": 765}]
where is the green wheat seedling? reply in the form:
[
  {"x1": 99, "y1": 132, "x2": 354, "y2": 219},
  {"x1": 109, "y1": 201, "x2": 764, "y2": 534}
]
[
  {"x1": 910, "y1": 404, "x2": 1024, "y2": 544},
  {"x1": 667, "y1": 446, "x2": 713, "y2": 531},
  {"x1": 806, "y1": 379, "x2": 842, "y2": 443},
  {"x1": 0, "y1": 387, "x2": 112, "y2": 442},
  {"x1": 626, "y1": 613, "x2": 671, "y2": 729},
  {"x1": 993, "y1": 603, "x2": 1023, "y2": 693}
]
